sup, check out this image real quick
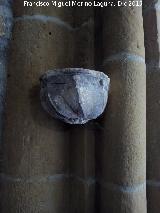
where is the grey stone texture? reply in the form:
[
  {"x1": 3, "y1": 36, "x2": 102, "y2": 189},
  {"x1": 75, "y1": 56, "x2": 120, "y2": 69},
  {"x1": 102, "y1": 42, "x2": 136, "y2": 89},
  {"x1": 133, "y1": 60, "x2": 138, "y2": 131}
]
[
  {"x1": 13, "y1": 0, "x2": 74, "y2": 25},
  {"x1": 100, "y1": 185, "x2": 146, "y2": 213},
  {"x1": 68, "y1": 7, "x2": 96, "y2": 213},
  {"x1": 1, "y1": 180, "x2": 70, "y2": 213},
  {"x1": 1, "y1": 4, "x2": 73, "y2": 213},
  {"x1": 143, "y1": 1, "x2": 160, "y2": 212},
  {"x1": 1, "y1": 2, "x2": 97, "y2": 213},
  {"x1": 0, "y1": 0, "x2": 13, "y2": 143},
  {"x1": 101, "y1": 4, "x2": 146, "y2": 213},
  {"x1": 102, "y1": 5, "x2": 145, "y2": 57},
  {"x1": 147, "y1": 183, "x2": 160, "y2": 213},
  {"x1": 1, "y1": 1, "x2": 147, "y2": 213},
  {"x1": 70, "y1": 179, "x2": 95, "y2": 213},
  {"x1": 143, "y1": 7, "x2": 160, "y2": 67},
  {"x1": 40, "y1": 68, "x2": 110, "y2": 124}
]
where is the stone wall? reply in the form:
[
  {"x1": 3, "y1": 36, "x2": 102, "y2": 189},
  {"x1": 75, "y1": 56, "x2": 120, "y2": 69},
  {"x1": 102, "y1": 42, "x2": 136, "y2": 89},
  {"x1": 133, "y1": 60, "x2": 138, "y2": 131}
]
[
  {"x1": 0, "y1": 1, "x2": 147, "y2": 213},
  {"x1": 1, "y1": 1, "x2": 73, "y2": 212}
]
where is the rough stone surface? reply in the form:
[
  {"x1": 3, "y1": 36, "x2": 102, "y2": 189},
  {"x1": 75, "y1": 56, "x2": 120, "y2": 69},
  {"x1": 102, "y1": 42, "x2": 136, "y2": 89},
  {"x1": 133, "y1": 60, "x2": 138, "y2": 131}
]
[
  {"x1": 103, "y1": 6, "x2": 145, "y2": 58},
  {"x1": 1, "y1": 180, "x2": 70, "y2": 213},
  {"x1": 2, "y1": 5, "x2": 72, "y2": 213},
  {"x1": 40, "y1": 68, "x2": 110, "y2": 124},
  {"x1": 101, "y1": 4, "x2": 146, "y2": 213},
  {"x1": 13, "y1": 0, "x2": 74, "y2": 26},
  {"x1": 101, "y1": 185, "x2": 146, "y2": 213},
  {"x1": 0, "y1": 0, "x2": 13, "y2": 144}
]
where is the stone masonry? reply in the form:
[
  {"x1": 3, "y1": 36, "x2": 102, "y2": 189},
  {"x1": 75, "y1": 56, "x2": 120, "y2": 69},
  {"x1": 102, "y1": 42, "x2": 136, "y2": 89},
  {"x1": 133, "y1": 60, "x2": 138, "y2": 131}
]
[{"x1": 0, "y1": 1, "x2": 148, "y2": 213}]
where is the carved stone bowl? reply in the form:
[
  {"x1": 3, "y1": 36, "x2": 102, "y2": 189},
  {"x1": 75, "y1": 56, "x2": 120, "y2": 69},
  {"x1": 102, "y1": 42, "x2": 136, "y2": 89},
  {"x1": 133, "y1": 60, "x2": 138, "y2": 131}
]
[{"x1": 40, "y1": 68, "x2": 110, "y2": 124}]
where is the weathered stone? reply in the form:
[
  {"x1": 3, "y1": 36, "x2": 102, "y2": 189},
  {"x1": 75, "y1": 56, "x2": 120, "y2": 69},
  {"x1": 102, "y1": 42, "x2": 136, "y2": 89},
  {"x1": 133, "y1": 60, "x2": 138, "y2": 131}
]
[
  {"x1": 2, "y1": 4, "x2": 73, "y2": 213},
  {"x1": 101, "y1": 4, "x2": 146, "y2": 213},
  {"x1": 13, "y1": 0, "x2": 74, "y2": 26},
  {"x1": 70, "y1": 126, "x2": 95, "y2": 178},
  {"x1": 0, "y1": 0, "x2": 13, "y2": 146},
  {"x1": 40, "y1": 68, "x2": 110, "y2": 124},
  {"x1": 103, "y1": 6, "x2": 144, "y2": 58},
  {"x1": 1, "y1": 180, "x2": 70, "y2": 213},
  {"x1": 100, "y1": 184, "x2": 146, "y2": 213},
  {"x1": 70, "y1": 179, "x2": 95, "y2": 213}
]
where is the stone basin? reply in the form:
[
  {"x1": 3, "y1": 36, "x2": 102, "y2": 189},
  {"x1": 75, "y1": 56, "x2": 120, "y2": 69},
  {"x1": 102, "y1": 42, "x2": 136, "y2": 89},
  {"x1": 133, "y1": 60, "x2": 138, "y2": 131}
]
[{"x1": 40, "y1": 68, "x2": 110, "y2": 124}]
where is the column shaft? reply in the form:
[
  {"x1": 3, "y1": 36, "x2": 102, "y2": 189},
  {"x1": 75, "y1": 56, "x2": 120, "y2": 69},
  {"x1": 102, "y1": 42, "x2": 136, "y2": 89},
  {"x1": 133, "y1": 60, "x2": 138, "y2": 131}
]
[
  {"x1": 1, "y1": 1, "x2": 74, "y2": 212},
  {"x1": 0, "y1": 0, "x2": 13, "y2": 145},
  {"x1": 143, "y1": 0, "x2": 160, "y2": 212},
  {"x1": 101, "y1": 2, "x2": 146, "y2": 212},
  {"x1": 69, "y1": 6, "x2": 95, "y2": 213}
]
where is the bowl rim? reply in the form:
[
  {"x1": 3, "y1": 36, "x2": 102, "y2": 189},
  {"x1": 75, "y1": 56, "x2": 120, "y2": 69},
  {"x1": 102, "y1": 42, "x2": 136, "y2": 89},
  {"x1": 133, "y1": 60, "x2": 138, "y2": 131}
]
[{"x1": 40, "y1": 68, "x2": 110, "y2": 82}]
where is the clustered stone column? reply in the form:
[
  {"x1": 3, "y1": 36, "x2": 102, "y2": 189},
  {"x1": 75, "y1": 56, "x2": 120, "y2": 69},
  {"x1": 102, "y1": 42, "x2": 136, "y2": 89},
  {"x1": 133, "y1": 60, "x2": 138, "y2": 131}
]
[
  {"x1": 1, "y1": 1, "x2": 74, "y2": 212},
  {"x1": 143, "y1": 0, "x2": 160, "y2": 212},
  {"x1": 69, "y1": 6, "x2": 96, "y2": 213},
  {"x1": 0, "y1": 1, "x2": 148, "y2": 213},
  {"x1": 100, "y1": 1, "x2": 146, "y2": 212}
]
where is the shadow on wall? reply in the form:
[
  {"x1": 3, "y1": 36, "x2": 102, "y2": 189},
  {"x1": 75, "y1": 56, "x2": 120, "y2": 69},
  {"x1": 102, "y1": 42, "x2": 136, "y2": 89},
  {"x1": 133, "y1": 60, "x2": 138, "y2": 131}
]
[
  {"x1": 94, "y1": 8, "x2": 105, "y2": 213},
  {"x1": 143, "y1": 1, "x2": 160, "y2": 213},
  {"x1": 143, "y1": 0, "x2": 159, "y2": 70}
]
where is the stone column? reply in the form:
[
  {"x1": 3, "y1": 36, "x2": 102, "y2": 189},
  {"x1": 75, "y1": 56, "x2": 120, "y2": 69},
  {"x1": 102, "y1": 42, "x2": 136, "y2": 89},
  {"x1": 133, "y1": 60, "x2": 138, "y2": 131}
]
[
  {"x1": 69, "y1": 6, "x2": 96, "y2": 213},
  {"x1": 0, "y1": 0, "x2": 13, "y2": 152},
  {"x1": 143, "y1": 1, "x2": 160, "y2": 213},
  {"x1": 101, "y1": 2, "x2": 146, "y2": 212},
  {"x1": 0, "y1": 0, "x2": 13, "y2": 192},
  {"x1": 0, "y1": 1, "x2": 74, "y2": 213}
]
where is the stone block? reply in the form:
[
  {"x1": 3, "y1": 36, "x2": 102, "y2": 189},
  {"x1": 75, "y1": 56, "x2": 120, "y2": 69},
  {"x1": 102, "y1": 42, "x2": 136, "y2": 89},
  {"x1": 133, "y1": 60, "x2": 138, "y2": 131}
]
[
  {"x1": 69, "y1": 126, "x2": 95, "y2": 178},
  {"x1": 101, "y1": 60, "x2": 146, "y2": 185},
  {"x1": 73, "y1": 20, "x2": 94, "y2": 68},
  {"x1": 100, "y1": 183, "x2": 146, "y2": 213},
  {"x1": 3, "y1": 21, "x2": 74, "y2": 177},
  {"x1": 13, "y1": 0, "x2": 74, "y2": 26},
  {"x1": 103, "y1": 6, "x2": 145, "y2": 57},
  {"x1": 70, "y1": 179, "x2": 95, "y2": 213},
  {"x1": 0, "y1": 179, "x2": 70, "y2": 213}
]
